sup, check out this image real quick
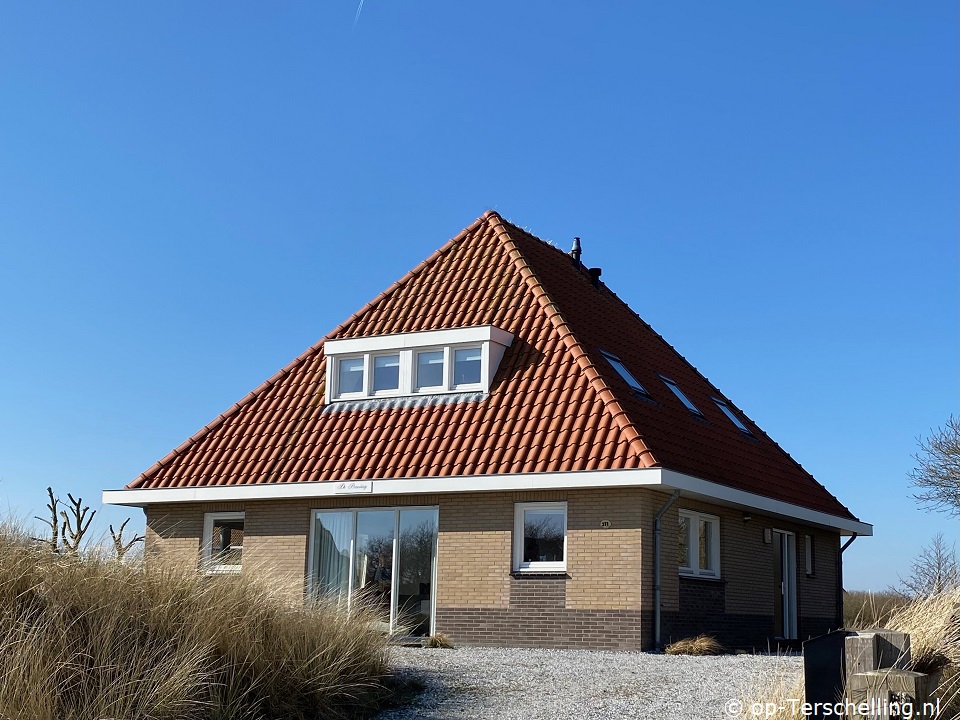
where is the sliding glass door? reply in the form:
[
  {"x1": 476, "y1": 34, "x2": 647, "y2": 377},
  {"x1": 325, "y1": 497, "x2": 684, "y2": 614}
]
[{"x1": 309, "y1": 506, "x2": 438, "y2": 636}]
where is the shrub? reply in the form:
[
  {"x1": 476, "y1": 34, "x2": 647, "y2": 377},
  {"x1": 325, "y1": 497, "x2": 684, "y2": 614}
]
[
  {"x1": 0, "y1": 521, "x2": 390, "y2": 720},
  {"x1": 421, "y1": 633, "x2": 454, "y2": 649},
  {"x1": 664, "y1": 635, "x2": 724, "y2": 656}
]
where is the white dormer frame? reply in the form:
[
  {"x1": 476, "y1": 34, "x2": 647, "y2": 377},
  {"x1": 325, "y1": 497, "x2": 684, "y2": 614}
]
[{"x1": 324, "y1": 325, "x2": 514, "y2": 403}]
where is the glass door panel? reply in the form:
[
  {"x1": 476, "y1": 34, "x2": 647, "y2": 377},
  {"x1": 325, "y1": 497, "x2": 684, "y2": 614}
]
[
  {"x1": 354, "y1": 510, "x2": 395, "y2": 627},
  {"x1": 396, "y1": 508, "x2": 438, "y2": 637},
  {"x1": 313, "y1": 512, "x2": 353, "y2": 605}
]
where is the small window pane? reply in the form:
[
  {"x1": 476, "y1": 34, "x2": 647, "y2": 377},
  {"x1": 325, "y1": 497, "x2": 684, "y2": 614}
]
[
  {"x1": 699, "y1": 519, "x2": 713, "y2": 572},
  {"x1": 523, "y1": 509, "x2": 565, "y2": 563},
  {"x1": 212, "y1": 518, "x2": 244, "y2": 566},
  {"x1": 662, "y1": 376, "x2": 703, "y2": 415},
  {"x1": 678, "y1": 515, "x2": 690, "y2": 568},
  {"x1": 373, "y1": 354, "x2": 400, "y2": 392},
  {"x1": 417, "y1": 351, "x2": 444, "y2": 389},
  {"x1": 338, "y1": 357, "x2": 365, "y2": 394},
  {"x1": 714, "y1": 399, "x2": 752, "y2": 434},
  {"x1": 453, "y1": 347, "x2": 481, "y2": 386},
  {"x1": 600, "y1": 350, "x2": 649, "y2": 396}
]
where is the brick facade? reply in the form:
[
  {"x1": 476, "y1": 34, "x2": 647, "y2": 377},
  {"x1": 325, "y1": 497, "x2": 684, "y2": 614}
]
[{"x1": 144, "y1": 487, "x2": 840, "y2": 650}]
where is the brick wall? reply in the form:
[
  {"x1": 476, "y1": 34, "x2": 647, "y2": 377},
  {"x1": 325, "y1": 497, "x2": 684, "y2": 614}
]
[{"x1": 144, "y1": 488, "x2": 841, "y2": 649}]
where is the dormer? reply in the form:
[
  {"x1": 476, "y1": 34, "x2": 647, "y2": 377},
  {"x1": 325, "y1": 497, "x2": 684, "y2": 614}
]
[{"x1": 323, "y1": 325, "x2": 514, "y2": 403}]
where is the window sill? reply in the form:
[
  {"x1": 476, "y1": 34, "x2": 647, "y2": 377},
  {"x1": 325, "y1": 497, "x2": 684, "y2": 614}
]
[
  {"x1": 678, "y1": 571, "x2": 723, "y2": 582},
  {"x1": 205, "y1": 566, "x2": 242, "y2": 575},
  {"x1": 511, "y1": 570, "x2": 570, "y2": 579}
]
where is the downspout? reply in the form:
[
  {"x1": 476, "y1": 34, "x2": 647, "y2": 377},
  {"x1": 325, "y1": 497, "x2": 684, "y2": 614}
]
[
  {"x1": 654, "y1": 489, "x2": 682, "y2": 650},
  {"x1": 837, "y1": 533, "x2": 858, "y2": 628}
]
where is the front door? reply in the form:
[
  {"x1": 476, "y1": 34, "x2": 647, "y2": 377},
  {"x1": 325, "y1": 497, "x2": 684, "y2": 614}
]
[{"x1": 773, "y1": 530, "x2": 797, "y2": 639}]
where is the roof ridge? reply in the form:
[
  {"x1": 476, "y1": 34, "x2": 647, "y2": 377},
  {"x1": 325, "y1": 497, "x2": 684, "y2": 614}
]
[{"x1": 489, "y1": 215, "x2": 659, "y2": 469}]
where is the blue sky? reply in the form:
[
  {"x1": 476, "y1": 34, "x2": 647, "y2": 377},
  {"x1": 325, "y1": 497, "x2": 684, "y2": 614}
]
[{"x1": 0, "y1": 2, "x2": 955, "y2": 591}]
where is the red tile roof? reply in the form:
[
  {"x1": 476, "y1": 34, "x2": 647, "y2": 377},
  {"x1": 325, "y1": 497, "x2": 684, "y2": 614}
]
[{"x1": 127, "y1": 211, "x2": 857, "y2": 521}]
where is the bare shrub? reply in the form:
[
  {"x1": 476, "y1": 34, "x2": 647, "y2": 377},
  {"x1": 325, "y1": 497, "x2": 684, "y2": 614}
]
[{"x1": 664, "y1": 635, "x2": 724, "y2": 656}]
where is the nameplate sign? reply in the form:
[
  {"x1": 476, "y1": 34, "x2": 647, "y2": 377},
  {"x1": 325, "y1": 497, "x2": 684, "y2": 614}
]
[{"x1": 334, "y1": 481, "x2": 373, "y2": 494}]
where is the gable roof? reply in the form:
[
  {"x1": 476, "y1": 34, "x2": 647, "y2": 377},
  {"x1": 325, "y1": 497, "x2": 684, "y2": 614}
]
[{"x1": 125, "y1": 211, "x2": 857, "y2": 522}]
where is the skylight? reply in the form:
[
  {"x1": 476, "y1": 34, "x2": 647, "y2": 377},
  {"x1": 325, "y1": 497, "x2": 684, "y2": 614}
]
[
  {"x1": 713, "y1": 398, "x2": 753, "y2": 435},
  {"x1": 599, "y1": 350, "x2": 650, "y2": 397},
  {"x1": 659, "y1": 376, "x2": 703, "y2": 416}
]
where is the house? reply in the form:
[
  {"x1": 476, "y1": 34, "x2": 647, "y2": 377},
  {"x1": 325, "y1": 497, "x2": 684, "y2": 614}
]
[{"x1": 103, "y1": 210, "x2": 871, "y2": 650}]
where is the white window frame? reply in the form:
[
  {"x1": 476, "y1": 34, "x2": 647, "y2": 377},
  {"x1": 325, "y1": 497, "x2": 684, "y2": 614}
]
[
  {"x1": 414, "y1": 346, "x2": 449, "y2": 393},
  {"x1": 305, "y1": 505, "x2": 439, "y2": 637},
  {"x1": 513, "y1": 501, "x2": 567, "y2": 573},
  {"x1": 335, "y1": 355, "x2": 368, "y2": 399},
  {"x1": 371, "y1": 352, "x2": 404, "y2": 396},
  {"x1": 201, "y1": 511, "x2": 245, "y2": 575},
  {"x1": 325, "y1": 326, "x2": 513, "y2": 402},
  {"x1": 678, "y1": 509, "x2": 720, "y2": 578}
]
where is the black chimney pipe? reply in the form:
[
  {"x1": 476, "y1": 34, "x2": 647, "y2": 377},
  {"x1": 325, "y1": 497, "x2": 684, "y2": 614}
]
[
  {"x1": 588, "y1": 267, "x2": 602, "y2": 288},
  {"x1": 570, "y1": 237, "x2": 582, "y2": 269}
]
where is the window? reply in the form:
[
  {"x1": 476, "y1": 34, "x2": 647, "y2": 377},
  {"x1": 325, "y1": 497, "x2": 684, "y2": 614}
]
[
  {"x1": 373, "y1": 354, "x2": 400, "y2": 393},
  {"x1": 416, "y1": 350, "x2": 445, "y2": 390},
  {"x1": 805, "y1": 535, "x2": 815, "y2": 576},
  {"x1": 599, "y1": 350, "x2": 651, "y2": 398},
  {"x1": 202, "y1": 511, "x2": 245, "y2": 574},
  {"x1": 324, "y1": 326, "x2": 513, "y2": 402},
  {"x1": 712, "y1": 397, "x2": 753, "y2": 435},
  {"x1": 453, "y1": 347, "x2": 482, "y2": 386},
  {"x1": 309, "y1": 506, "x2": 438, "y2": 637},
  {"x1": 514, "y1": 502, "x2": 567, "y2": 572},
  {"x1": 678, "y1": 510, "x2": 720, "y2": 578},
  {"x1": 338, "y1": 357, "x2": 365, "y2": 396},
  {"x1": 660, "y1": 376, "x2": 703, "y2": 416}
]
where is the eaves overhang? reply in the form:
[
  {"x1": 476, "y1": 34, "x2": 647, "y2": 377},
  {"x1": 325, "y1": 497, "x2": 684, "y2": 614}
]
[{"x1": 103, "y1": 467, "x2": 871, "y2": 537}]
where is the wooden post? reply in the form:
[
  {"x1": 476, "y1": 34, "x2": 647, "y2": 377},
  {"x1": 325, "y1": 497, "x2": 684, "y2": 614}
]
[
  {"x1": 846, "y1": 669, "x2": 939, "y2": 719},
  {"x1": 844, "y1": 630, "x2": 911, "y2": 676}
]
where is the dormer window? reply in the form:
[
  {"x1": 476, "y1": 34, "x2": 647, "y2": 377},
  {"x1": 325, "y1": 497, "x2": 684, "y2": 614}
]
[
  {"x1": 660, "y1": 375, "x2": 703, "y2": 417},
  {"x1": 324, "y1": 326, "x2": 513, "y2": 402}
]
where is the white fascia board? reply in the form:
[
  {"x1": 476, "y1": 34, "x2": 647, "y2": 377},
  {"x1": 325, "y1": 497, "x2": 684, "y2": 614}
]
[
  {"x1": 324, "y1": 325, "x2": 514, "y2": 356},
  {"x1": 658, "y1": 469, "x2": 873, "y2": 537},
  {"x1": 102, "y1": 466, "x2": 871, "y2": 535}
]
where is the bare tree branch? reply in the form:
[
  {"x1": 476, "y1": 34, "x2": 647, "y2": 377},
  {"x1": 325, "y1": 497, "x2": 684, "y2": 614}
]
[
  {"x1": 59, "y1": 492, "x2": 95, "y2": 555},
  {"x1": 109, "y1": 518, "x2": 145, "y2": 561},
  {"x1": 909, "y1": 416, "x2": 960, "y2": 516},
  {"x1": 30, "y1": 487, "x2": 60, "y2": 553}
]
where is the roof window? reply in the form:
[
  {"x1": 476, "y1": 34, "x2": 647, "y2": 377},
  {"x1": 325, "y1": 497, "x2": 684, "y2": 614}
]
[
  {"x1": 599, "y1": 350, "x2": 651, "y2": 398},
  {"x1": 324, "y1": 325, "x2": 513, "y2": 402},
  {"x1": 712, "y1": 397, "x2": 753, "y2": 435},
  {"x1": 659, "y1": 375, "x2": 703, "y2": 416}
]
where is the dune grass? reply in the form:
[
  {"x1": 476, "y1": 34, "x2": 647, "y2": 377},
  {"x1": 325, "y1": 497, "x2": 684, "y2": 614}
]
[
  {"x1": 0, "y1": 521, "x2": 392, "y2": 720},
  {"x1": 738, "y1": 590, "x2": 960, "y2": 718}
]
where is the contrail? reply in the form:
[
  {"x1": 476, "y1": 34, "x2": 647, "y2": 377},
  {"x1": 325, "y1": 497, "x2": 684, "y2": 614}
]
[{"x1": 353, "y1": 0, "x2": 365, "y2": 28}]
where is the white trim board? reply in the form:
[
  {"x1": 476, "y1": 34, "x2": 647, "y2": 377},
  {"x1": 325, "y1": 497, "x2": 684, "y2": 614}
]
[{"x1": 103, "y1": 467, "x2": 872, "y2": 536}]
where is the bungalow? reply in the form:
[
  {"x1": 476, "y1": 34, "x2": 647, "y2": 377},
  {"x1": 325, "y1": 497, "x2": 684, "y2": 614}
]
[{"x1": 103, "y1": 210, "x2": 871, "y2": 650}]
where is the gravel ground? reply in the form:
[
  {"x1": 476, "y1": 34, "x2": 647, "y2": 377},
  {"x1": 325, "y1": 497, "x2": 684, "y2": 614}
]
[{"x1": 374, "y1": 646, "x2": 802, "y2": 720}]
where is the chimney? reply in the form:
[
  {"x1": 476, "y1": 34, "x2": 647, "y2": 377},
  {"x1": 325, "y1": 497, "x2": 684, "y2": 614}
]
[
  {"x1": 570, "y1": 237, "x2": 582, "y2": 269},
  {"x1": 588, "y1": 267, "x2": 602, "y2": 289}
]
